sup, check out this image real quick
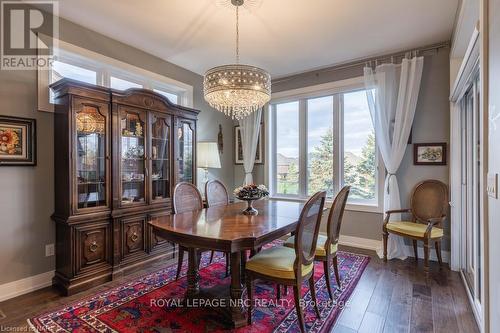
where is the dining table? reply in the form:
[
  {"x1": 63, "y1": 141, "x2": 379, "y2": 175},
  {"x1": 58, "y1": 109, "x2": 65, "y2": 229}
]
[{"x1": 149, "y1": 198, "x2": 306, "y2": 328}]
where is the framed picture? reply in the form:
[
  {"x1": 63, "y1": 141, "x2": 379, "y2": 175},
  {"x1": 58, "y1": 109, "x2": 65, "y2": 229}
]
[
  {"x1": 0, "y1": 116, "x2": 36, "y2": 166},
  {"x1": 413, "y1": 143, "x2": 446, "y2": 165},
  {"x1": 234, "y1": 124, "x2": 264, "y2": 165}
]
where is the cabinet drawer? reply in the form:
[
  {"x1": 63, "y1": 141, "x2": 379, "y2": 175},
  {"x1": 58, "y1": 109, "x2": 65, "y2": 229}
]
[{"x1": 74, "y1": 221, "x2": 111, "y2": 275}]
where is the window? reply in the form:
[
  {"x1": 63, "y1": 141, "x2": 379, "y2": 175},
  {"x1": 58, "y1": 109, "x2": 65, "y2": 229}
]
[
  {"x1": 153, "y1": 89, "x2": 179, "y2": 104},
  {"x1": 276, "y1": 101, "x2": 299, "y2": 195},
  {"x1": 343, "y1": 90, "x2": 377, "y2": 204},
  {"x1": 269, "y1": 81, "x2": 382, "y2": 211},
  {"x1": 307, "y1": 96, "x2": 334, "y2": 197},
  {"x1": 52, "y1": 61, "x2": 97, "y2": 85},
  {"x1": 110, "y1": 76, "x2": 142, "y2": 90},
  {"x1": 39, "y1": 39, "x2": 194, "y2": 112}
]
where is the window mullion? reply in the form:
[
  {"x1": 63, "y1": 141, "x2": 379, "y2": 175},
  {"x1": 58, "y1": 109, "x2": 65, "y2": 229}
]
[
  {"x1": 271, "y1": 105, "x2": 277, "y2": 196},
  {"x1": 333, "y1": 94, "x2": 342, "y2": 195},
  {"x1": 298, "y1": 99, "x2": 307, "y2": 198}
]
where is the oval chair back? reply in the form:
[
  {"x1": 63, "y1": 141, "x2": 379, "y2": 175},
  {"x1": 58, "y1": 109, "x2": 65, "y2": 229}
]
[
  {"x1": 410, "y1": 180, "x2": 448, "y2": 226},
  {"x1": 294, "y1": 191, "x2": 327, "y2": 275},
  {"x1": 326, "y1": 186, "x2": 351, "y2": 248},
  {"x1": 173, "y1": 182, "x2": 203, "y2": 214},
  {"x1": 205, "y1": 179, "x2": 229, "y2": 207}
]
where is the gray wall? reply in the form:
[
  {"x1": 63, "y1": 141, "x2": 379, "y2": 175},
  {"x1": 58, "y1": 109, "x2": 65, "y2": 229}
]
[
  {"x1": 488, "y1": 0, "x2": 500, "y2": 330},
  {"x1": 0, "y1": 17, "x2": 234, "y2": 285},
  {"x1": 244, "y1": 47, "x2": 451, "y2": 247}
]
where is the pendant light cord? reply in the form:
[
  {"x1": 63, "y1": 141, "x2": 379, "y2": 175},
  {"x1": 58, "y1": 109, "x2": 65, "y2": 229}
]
[{"x1": 235, "y1": 5, "x2": 240, "y2": 64}]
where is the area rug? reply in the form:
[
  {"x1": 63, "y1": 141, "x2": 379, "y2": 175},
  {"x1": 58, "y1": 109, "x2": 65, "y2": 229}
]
[{"x1": 28, "y1": 242, "x2": 369, "y2": 333}]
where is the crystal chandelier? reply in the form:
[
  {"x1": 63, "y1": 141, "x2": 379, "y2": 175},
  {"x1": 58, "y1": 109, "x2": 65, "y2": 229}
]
[{"x1": 203, "y1": 0, "x2": 271, "y2": 120}]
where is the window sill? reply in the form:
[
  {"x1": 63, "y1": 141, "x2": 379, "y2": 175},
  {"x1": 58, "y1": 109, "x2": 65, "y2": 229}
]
[{"x1": 269, "y1": 196, "x2": 382, "y2": 214}]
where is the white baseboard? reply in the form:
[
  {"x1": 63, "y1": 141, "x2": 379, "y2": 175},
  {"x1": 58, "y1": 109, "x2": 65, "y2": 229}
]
[
  {"x1": 0, "y1": 271, "x2": 54, "y2": 302},
  {"x1": 332, "y1": 233, "x2": 450, "y2": 263},
  {"x1": 338, "y1": 235, "x2": 382, "y2": 252}
]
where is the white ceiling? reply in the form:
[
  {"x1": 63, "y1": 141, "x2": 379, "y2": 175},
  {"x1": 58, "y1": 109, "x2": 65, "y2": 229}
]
[{"x1": 57, "y1": 0, "x2": 459, "y2": 78}]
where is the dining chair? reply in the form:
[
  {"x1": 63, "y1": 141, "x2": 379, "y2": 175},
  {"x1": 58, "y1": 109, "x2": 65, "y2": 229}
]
[
  {"x1": 383, "y1": 179, "x2": 448, "y2": 273},
  {"x1": 245, "y1": 191, "x2": 326, "y2": 333},
  {"x1": 284, "y1": 186, "x2": 350, "y2": 300},
  {"x1": 173, "y1": 182, "x2": 210, "y2": 280},
  {"x1": 205, "y1": 179, "x2": 230, "y2": 276}
]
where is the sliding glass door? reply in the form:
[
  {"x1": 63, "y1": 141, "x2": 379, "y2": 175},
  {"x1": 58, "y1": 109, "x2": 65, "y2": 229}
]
[{"x1": 459, "y1": 71, "x2": 482, "y2": 313}]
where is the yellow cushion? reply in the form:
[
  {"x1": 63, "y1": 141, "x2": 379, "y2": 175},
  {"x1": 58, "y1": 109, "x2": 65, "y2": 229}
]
[
  {"x1": 386, "y1": 221, "x2": 444, "y2": 238},
  {"x1": 283, "y1": 234, "x2": 338, "y2": 257},
  {"x1": 245, "y1": 246, "x2": 313, "y2": 279}
]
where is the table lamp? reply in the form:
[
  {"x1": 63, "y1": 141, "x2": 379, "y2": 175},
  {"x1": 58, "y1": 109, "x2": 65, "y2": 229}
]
[{"x1": 197, "y1": 141, "x2": 221, "y2": 186}]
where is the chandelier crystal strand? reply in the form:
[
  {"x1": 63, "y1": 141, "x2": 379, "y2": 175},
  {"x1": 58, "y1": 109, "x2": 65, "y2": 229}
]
[{"x1": 203, "y1": 0, "x2": 271, "y2": 120}]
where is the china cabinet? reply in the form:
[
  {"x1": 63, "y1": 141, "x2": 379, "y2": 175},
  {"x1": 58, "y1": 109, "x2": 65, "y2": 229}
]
[{"x1": 51, "y1": 79, "x2": 199, "y2": 295}]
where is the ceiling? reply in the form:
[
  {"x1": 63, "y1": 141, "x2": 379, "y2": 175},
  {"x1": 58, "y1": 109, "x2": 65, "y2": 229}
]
[{"x1": 56, "y1": 0, "x2": 459, "y2": 78}]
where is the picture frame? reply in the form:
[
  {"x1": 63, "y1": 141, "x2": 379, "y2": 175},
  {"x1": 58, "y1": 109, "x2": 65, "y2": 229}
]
[
  {"x1": 0, "y1": 116, "x2": 37, "y2": 166},
  {"x1": 413, "y1": 142, "x2": 446, "y2": 166},
  {"x1": 234, "y1": 123, "x2": 264, "y2": 165}
]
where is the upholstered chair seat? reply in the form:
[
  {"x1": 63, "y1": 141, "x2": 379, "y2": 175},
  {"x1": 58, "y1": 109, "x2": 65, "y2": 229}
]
[
  {"x1": 245, "y1": 246, "x2": 314, "y2": 279},
  {"x1": 386, "y1": 221, "x2": 444, "y2": 238},
  {"x1": 284, "y1": 234, "x2": 338, "y2": 257}
]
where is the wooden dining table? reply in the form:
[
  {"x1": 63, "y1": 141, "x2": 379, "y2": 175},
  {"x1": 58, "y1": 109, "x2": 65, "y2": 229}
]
[{"x1": 149, "y1": 198, "x2": 306, "y2": 328}]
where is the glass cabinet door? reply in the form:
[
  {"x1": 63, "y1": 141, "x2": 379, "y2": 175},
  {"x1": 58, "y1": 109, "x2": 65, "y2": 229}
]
[
  {"x1": 75, "y1": 102, "x2": 108, "y2": 211},
  {"x1": 150, "y1": 114, "x2": 171, "y2": 202},
  {"x1": 120, "y1": 109, "x2": 146, "y2": 205},
  {"x1": 177, "y1": 119, "x2": 195, "y2": 184}
]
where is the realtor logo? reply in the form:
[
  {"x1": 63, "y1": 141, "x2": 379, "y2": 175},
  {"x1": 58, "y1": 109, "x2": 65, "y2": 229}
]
[{"x1": 1, "y1": 0, "x2": 58, "y2": 70}]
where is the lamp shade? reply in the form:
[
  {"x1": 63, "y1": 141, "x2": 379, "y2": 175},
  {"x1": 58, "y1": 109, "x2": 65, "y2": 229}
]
[{"x1": 197, "y1": 142, "x2": 221, "y2": 169}]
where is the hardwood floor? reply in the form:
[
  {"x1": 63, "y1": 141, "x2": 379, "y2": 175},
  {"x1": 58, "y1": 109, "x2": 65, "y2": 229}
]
[{"x1": 0, "y1": 246, "x2": 479, "y2": 333}]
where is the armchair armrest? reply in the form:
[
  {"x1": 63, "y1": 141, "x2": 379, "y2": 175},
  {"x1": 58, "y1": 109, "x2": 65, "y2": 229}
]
[
  {"x1": 427, "y1": 215, "x2": 446, "y2": 225},
  {"x1": 424, "y1": 215, "x2": 446, "y2": 238},
  {"x1": 385, "y1": 208, "x2": 411, "y2": 215},
  {"x1": 383, "y1": 208, "x2": 411, "y2": 226}
]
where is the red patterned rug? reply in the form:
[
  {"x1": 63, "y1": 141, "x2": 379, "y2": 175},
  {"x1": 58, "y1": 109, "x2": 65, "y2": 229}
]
[{"x1": 29, "y1": 243, "x2": 369, "y2": 332}]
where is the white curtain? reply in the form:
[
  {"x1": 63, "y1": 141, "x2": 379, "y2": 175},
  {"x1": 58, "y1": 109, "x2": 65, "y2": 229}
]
[
  {"x1": 239, "y1": 108, "x2": 262, "y2": 185},
  {"x1": 364, "y1": 56, "x2": 424, "y2": 260}
]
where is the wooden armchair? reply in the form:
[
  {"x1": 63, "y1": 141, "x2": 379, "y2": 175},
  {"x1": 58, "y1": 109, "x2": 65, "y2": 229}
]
[{"x1": 383, "y1": 180, "x2": 448, "y2": 273}]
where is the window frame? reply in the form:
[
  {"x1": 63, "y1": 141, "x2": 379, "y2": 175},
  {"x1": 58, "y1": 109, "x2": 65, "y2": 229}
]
[
  {"x1": 38, "y1": 37, "x2": 193, "y2": 112},
  {"x1": 265, "y1": 76, "x2": 384, "y2": 213}
]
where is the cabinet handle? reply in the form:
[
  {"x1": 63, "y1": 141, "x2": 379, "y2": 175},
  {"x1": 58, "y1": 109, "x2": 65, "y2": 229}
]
[
  {"x1": 131, "y1": 232, "x2": 139, "y2": 242},
  {"x1": 89, "y1": 241, "x2": 99, "y2": 253}
]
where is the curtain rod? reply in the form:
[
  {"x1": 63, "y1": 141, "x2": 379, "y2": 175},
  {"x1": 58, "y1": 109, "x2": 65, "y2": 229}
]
[{"x1": 272, "y1": 41, "x2": 450, "y2": 84}]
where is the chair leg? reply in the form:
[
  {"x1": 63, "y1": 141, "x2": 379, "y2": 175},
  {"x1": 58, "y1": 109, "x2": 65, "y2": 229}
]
[
  {"x1": 176, "y1": 247, "x2": 184, "y2": 280},
  {"x1": 308, "y1": 275, "x2": 321, "y2": 319},
  {"x1": 277, "y1": 283, "x2": 281, "y2": 300},
  {"x1": 332, "y1": 255, "x2": 341, "y2": 288},
  {"x1": 383, "y1": 231, "x2": 388, "y2": 262},
  {"x1": 209, "y1": 250, "x2": 215, "y2": 263},
  {"x1": 423, "y1": 240, "x2": 430, "y2": 275},
  {"x1": 225, "y1": 252, "x2": 230, "y2": 277},
  {"x1": 412, "y1": 240, "x2": 419, "y2": 262},
  {"x1": 246, "y1": 276, "x2": 253, "y2": 325},
  {"x1": 435, "y1": 241, "x2": 443, "y2": 267},
  {"x1": 283, "y1": 285, "x2": 288, "y2": 296},
  {"x1": 293, "y1": 283, "x2": 306, "y2": 333},
  {"x1": 323, "y1": 259, "x2": 334, "y2": 300}
]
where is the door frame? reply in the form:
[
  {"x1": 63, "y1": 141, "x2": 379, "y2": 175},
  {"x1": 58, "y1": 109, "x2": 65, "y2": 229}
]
[{"x1": 450, "y1": 26, "x2": 488, "y2": 332}]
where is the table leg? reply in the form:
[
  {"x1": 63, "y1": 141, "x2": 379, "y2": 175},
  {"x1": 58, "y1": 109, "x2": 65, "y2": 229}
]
[
  {"x1": 240, "y1": 250, "x2": 247, "y2": 284},
  {"x1": 186, "y1": 247, "x2": 200, "y2": 298},
  {"x1": 230, "y1": 250, "x2": 246, "y2": 327}
]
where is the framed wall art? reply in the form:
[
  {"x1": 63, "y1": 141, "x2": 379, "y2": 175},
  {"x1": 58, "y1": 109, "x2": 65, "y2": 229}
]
[
  {"x1": 413, "y1": 142, "x2": 446, "y2": 166},
  {"x1": 234, "y1": 123, "x2": 264, "y2": 165},
  {"x1": 0, "y1": 116, "x2": 36, "y2": 166}
]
